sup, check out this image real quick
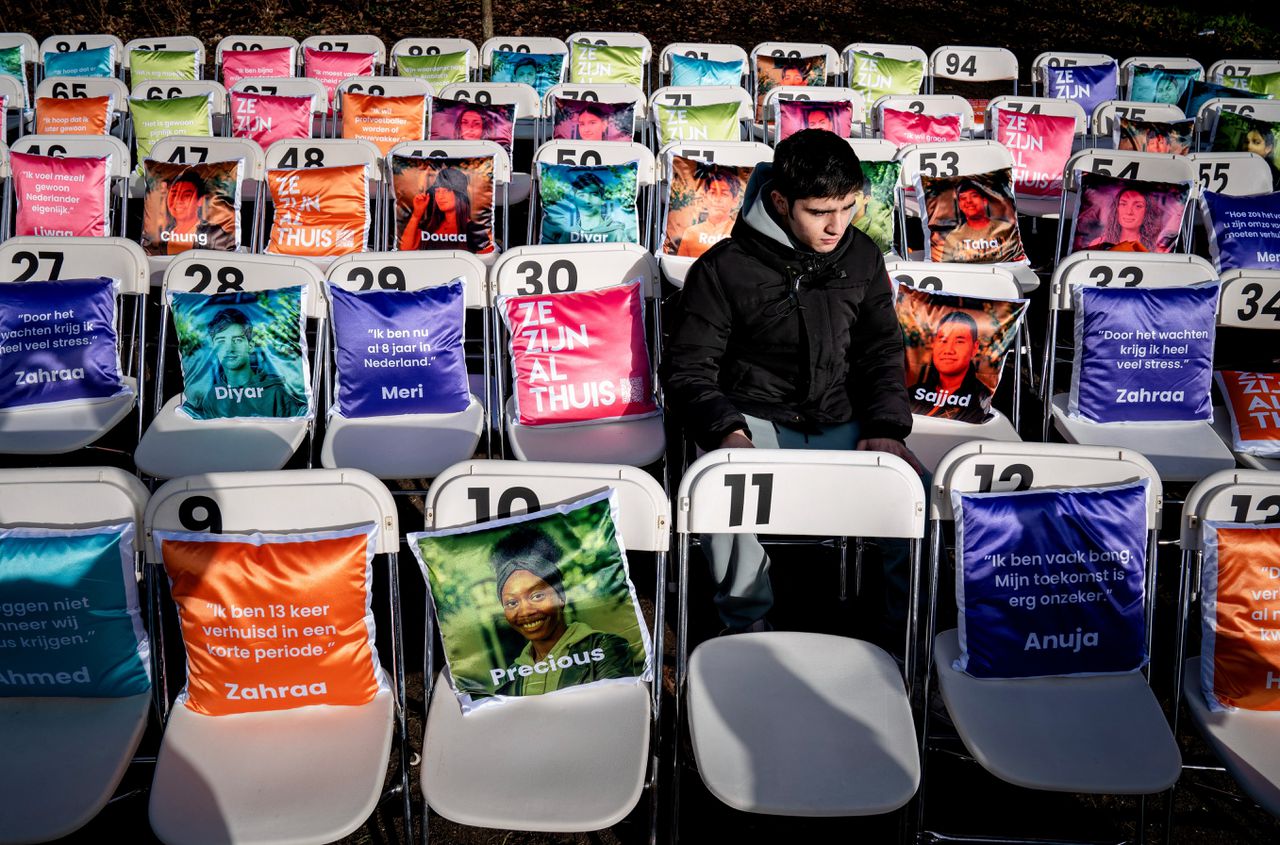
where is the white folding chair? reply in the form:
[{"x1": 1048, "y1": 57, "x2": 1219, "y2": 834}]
[
  {"x1": 0, "y1": 32, "x2": 37, "y2": 107},
  {"x1": 123, "y1": 36, "x2": 205, "y2": 88},
  {"x1": 654, "y1": 139, "x2": 771, "y2": 288},
  {"x1": 927, "y1": 46, "x2": 1018, "y2": 129},
  {"x1": 873, "y1": 93, "x2": 975, "y2": 140},
  {"x1": 843, "y1": 42, "x2": 928, "y2": 89},
  {"x1": 420, "y1": 459, "x2": 669, "y2": 836},
  {"x1": 658, "y1": 43, "x2": 749, "y2": 88},
  {"x1": 38, "y1": 34, "x2": 124, "y2": 82},
  {"x1": 540, "y1": 81, "x2": 648, "y2": 147},
  {"x1": 320, "y1": 250, "x2": 489, "y2": 479},
  {"x1": 751, "y1": 41, "x2": 842, "y2": 85},
  {"x1": 985, "y1": 94, "x2": 1088, "y2": 218},
  {"x1": 566, "y1": 31, "x2": 653, "y2": 93},
  {"x1": 228, "y1": 76, "x2": 327, "y2": 138},
  {"x1": 648, "y1": 85, "x2": 754, "y2": 144},
  {"x1": 1041, "y1": 251, "x2": 1236, "y2": 482},
  {"x1": 1170, "y1": 469, "x2": 1280, "y2": 827},
  {"x1": 673, "y1": 449, "x2": 924, "y2": 828},
  {"x1": 762, "y1": 85, "x2": 866, "y2": 145},
  {"x1": 390, "y1": 37, "x2": 478, "y2": 81},
  {"x1": 388, "y1": 138, "x2": 512, "y2": 258},
  {"x1": 480, "y1": 35, "x2": 569, "y2": 77},
  {"x1": 490, "y1": 242, "x2": 665, "y2": 467},
  {"x1": 438, "y1": 82, "x2": 540, "y2": 203},
  {"x1": 1193, "y1": 98, "x2": 1280, "y2": 152},
  {"x1": 134, "y1": 250, "x2": 326, "y2": 479},
  {"x1": 1209, "y1": 59, "x2": 1280, "y2": 86},
  {"x1": 1030, "y1": 51, "x2": 1117, "y2": 96},
  {"x1": 1121, "y1": 56, "x2": 1204, "y2": 98},
  {"x1": 528, "y1": 139, "x2": 656, "y2": 249},
  {"x1": 129, "y1": 79, "x2": 229, "y2": 137},
  {"x1": 916, "y1": 441, "x2": 1180, "y2": 842},
  {"x1": 144, "y1": 468, "x2": 407, "y2": 845},
  {"x1": 214, "y1": 35, "x2": 300, "y2": 86},
  {"x1": 9, "y1": 134, "x2": 132, "y2": 238},
  {"x1": 1090, "y1": 99, "x2": 1186, "y2": 147},
  {"x1": 298, "y1": 34, "x2": 386, "y2": 75},
  {"x1": 0, "y1": 467, "x2": 152, "y2": 845},
  {"x1": 0, "y1": 236, "x2": 147, "y2": 454},
  {"x1": 32, "y1": 75, "x2": 129, "y2": 138},
  {"x1": 887, "y1": 260, "x2": 1025, "y2": 471},
  {"x1": 0, "y1": 141, "x2": 7, "y2": 238},
  {"x1": 1210, "y1": 271, "x2": 1280, "y2": 472}
]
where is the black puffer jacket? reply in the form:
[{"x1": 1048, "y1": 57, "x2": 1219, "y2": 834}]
[{"x1": 661, "y1": 164, "x2": 912, "y2": 452}]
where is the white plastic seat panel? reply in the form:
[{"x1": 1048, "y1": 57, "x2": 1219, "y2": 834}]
[
  {"x1": 320, "y1": 395, "x2": 484, "y2": 479},
  {"x1": 1210, "y1": 406, "x2": 1280, "y2": 472},
  {"x1": 934, "y1": 630, "x2": 1180, "y2": 793},
  {"x1": 505, "y1": 397, "x2": 665, "y2": 466},
  {"x1": 0, "y1": 379, "x2": 136, "y2": 454},
  {"x1": 906, "y1": 409, "x2": 1020, "y2": 475},
  {"x1": 135, "y1": 394, "x2": 308, "y2": 479},
  {"x1": 688, "y1": 631, "x2": 920, "y2": 816},
  {"x1": 421, "y1": 675, "x2": 650, "y2": 831},
  {"x1": 1049, "y1": 394, "x2": 1236, "y2": 483},
  {"x1": 148, "y1": 691, "x2": 394, "y2": 845},
  {"x1": 1183, "y1": 656, "x2": 1280, "y2": 816},
  {"x1": 658, "y1": 254, "x2": 694, "y2": 289},
  {"x1": 0, "y1": 693, "x2": 150, "y2": 844}
]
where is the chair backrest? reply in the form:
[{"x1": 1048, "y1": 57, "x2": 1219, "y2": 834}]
[
  {"x1": 649, "y1": 85, "x2": 754, "y2": 123},
  {"x1": 847, "y1": 137, "x2": 898, "y2": 161},
  {"x1": 491, "y1": 242, "x2": 658, "y2": 299},
  {"x1": 143, "y1": 469, "x2": 399, "y2": 563},
  {"x1": 656, "y1": 140, "x2": 771, "y2": 179},
  {"x1": 1181, "y1": 469, "x2": 1280, "y2": 551},
  {"x1": 0, "y1": 466, "x2": 148, "y2": 528},
  {"x1": 986, "y1": 94, "x2": 1088, "y2": 137},
  {"x1": 1186, "y1": 151, "x2": 1274, "y2": 197},
  {"x1": 427, "y1": 460, "x2": 670, "y2": 552},
  {"x1": 264, "y1": 137, "x2": 383, "y2": 179},
  {"x1": 532, "y1": 140, "x2": 655, "y2": 185},
  {"x1": 479, "y1": 36, "x2": 569, "y2": 72},
  {"x1": 390, "y1": 38, "x2": 478, "y2": 77},
  {"x1": 659, "y1": 43, "x2": 749, "y2": 84},
  {"x1": 130, "y1": 80, "x2": 229, "y2": 134},
  {"x1": 886, "y1": 259, "x2": 1022, "y2": 299},
  {"x1": 147, "y1": 135, "x2": 265, "y2": 182},
  {"x1": 930, "y1": 441, "x2": 1161, "y2": 526},
  {"x1": 327, "y1": 250, "x2": 488, "y2": 308},
  {"x1": 1050, "y1": 251, "x2": 1217, "y2": 311},
  {"x1": 677, "y1": 448, "x2": 925, "y2": 539},
  {"x1": 299, "y1": 35, "x2": 386, "y2": 67},
  {"x1": 843, "y1": 42, "x2": 929, "y2": 76},
  {"x1": 542, "y1": 82, "x2": 648, "y2": 120},
  {"x1": 39, "y1": 34, "x2": 124, "y2": 75},
  {"x1": 438, "y1": 82, "x2": 540, "y2": 121},
  {"x1": 1194, "y1": 97, "x2": 1280, "y2": 147},
  {"x1": 123, "y1": 36, "x2": 206, "y2": 79},
  {"x1": 0, "y1": 236, "x2": 147, "y2": 294},
  {"x1": 1217, "y1": 270, "x2": 1280, "y2": 331},
  {"x1": 566, "y1": 31, "x2": 653, "y2": 64},
  {"x1": 750, "y1": 42, "x2": 841, "y2": 85},
  {"x1": 0, "y1": 32, "x2": 38, "y2": 86},
  {"x1": 214, "y1": 35, "x2": 299, "y2": 68},
  {"x1": 389, "y1": 139, "x2": 513, "y2": 185},
  {"x1": 33, "y1": 75, "x2": 128, "y2": 105},
  {"x1": 335, "y1": 75, "x2": 432, "y2": 105},
  {"x1": 228, "y1": 76, "x2": 326, "y2": 117},
  {"x1": 874, "y1": 93, "x2": 974, "y2": 136},
  {"x1": 10, "y1": 133, "x2": 132, "y2": 178},
  {"x1": 162, "y1": 248, "x2": 324, "y2": 312},
  {"x1": 1061, "y1": 147, "x2": 1197, "y2": 192},
  {"x1": 1091, "y1": 100, "x2": 1185, "y2": 139},
  {"x1": 1030, "y1": 51, "x2": 1115, "y2": 89},
  {"x1": 764, "y1": 85, "x2": 866, "y2": 128},
  {"x1": 896, "y1": 139, "x2": 1014, "y2": 188},
  {"x1": 929, "y1": 45, "x2": 1018, "y2": 89},
  {"x1": 1121, "y1": 56, "x2": 1204, "y2": 91},
  {"x1": 1208, "y1": 59, "x2": 1280, "y2": 85}
]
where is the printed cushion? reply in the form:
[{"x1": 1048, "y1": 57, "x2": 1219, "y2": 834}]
[
  {"x1": 10, "y1": 151, "x2": 110, "y2": 238},
  {"x1": 390, "y1": 154, "x2": 496, "y2": 255},
  {"x1": 341, "y1": 90, "x2": 428, "y2": 155},
  {"x1": 917, "y1": 168, "x2": 1027, "y2": 263},
  {"x1": 141, "y1": 159, "x2": 243, "y2": 256},
  {"x1": 36, "y1": 95, "x2": 112, "y2": 135},
  {"x1": 266, "y1": 163, "x2": 370, "y2": 257},
  {"x1": 538, "y1": 161, "x2": 640, "y2": 246},
  {"x1": 1215, "y1": 371, "x2": 1280, "y2": 457}
]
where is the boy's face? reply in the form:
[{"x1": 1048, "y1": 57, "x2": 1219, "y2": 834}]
[{"x1": 771, "y1": 189, "x2": 858, "y2": 253}]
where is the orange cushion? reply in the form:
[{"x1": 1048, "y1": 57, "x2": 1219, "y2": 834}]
[{"x1": 266, "y1": 163, "x2": 370, "y2": 257}]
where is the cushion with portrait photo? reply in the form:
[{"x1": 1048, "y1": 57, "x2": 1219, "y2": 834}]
[
  {"x1": 490, "y1": 50, "x2": 564, "y2": 98},
  {"x1": 429, "y1": 96, "x2": 516, "y2": 155},
  {"x1": 389, "y1": 154, "x2": 497, "y2": 255},
  {"x1": 1129, "y1": 66, "x2": 1199, "y2": 104},
  {"x1": 754, "y1": 54, "x2": 826, "y2": 122},
  {"x1": 777, "y1": 99, "x2": 853, "y2": 141},
  {"x1": 141, "y1": 159, "x2": 243, "y2": 257},
  {"x1": 552, "y1": 97, "x2": 635, "y2": 142},
  {"x1": 662, "y1": 155, "x2": 754, "y2": 258},
  {"x1": 1068, "y1": 172, "x2": 1191, "y2": 255},
  {"x1": 0, "y1": 45, "x2": 28, "y2": 104},
  {"x1": 916, "y1": 167, "x2": 1027, "y2": 263},
  {"x1": 168, "y1": 286, "x2": 312, "y2": 422},
  {"x1": 538, "y1": 160, "x2": 640, "y2": 246},
  {"x1": 1182, "y1": 80, "x2": 1269, "y2": 119},
  {"x1": 408, "y1": 488, "x2": 652, "y2": 713},
  {"x1": 396, "y1": 50, "x2": 469, "y2": 87},
  {"x1": 1115, "y1": 117, "x2": 1193, "y2": 155},
  {"x1": 852, "y1": 160, "x2": 901, "y2": 254},
  {"x1": 1211, "y1": 110, "x2": 1280, "y2": 191}
]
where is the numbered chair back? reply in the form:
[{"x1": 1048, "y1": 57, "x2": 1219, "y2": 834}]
[
  {"x1": 659, "y1": 43, "x2": 749, "y2": 88},
  {"x1": 262, "y1": 137, "x2": 384, "y2": 261},
  {"x1": 648, "y1": 85, "x2": 754, "y2": 146},
  {"x1": 1090, "y1": 99, "x2": 1186, "y2": 147},
  {"x1": 134, "y1": 251, "x2": 325, "y2": 479},
  {"x1": 417, "y1": 460, "x2": 668, "y2": 837},
  {"x1": 567, "y1": 32, "x2": 652, "y2": 93},
  {"x1": 142, "y1": 468, "x2": 409, "y2": 845},
  {"x1": 751, "y1": 41, "x2": 842, "y2": 86},
  {"x1": 873, "y1": 93, "x2": 975, "y2": 142},
  {"x1": 480, "y1": 35, "x2": 569, "y2": 76},
  {"x1": 129, "y1": 79, "x2": 229, "y2": 134},
  {"x1": 333, "y1": 76, "x2": 431, "y2": 152},
  {"x1": 1121, "y1": 56, "x2": 1204, "y2": 98},
  {"x1": 33, "y1": 76, "x2": 129, "y2": 139},
  {"x1": 655, "y1": 140, "x2": 771, "y2": 287},
  {"x1": 321, "y1": 250, "x2": 488, "y2": 479},
  {"x1": 843, "y1": 42, "x2": 929, "y2": 88},
  {"x1": 299, "y1": 34, "x2": 386, "y2": 73},
  {"x1": 8, "y1": 134, "x2": 131, "y2": 238},
  {"x1": 0, "y1": 236, "x2": 147, "y2": 454},
  {"x1": 1211, "y1": 273, "x2": 1280, "y2": 472},
  {"x1": 763, "y1": 86, "x2": 865, "y2": 146},
  {"x1": 214, "y1": 35, "x2": 299, "y2": 92},
  {"x1": 229, "y1": 76, "x2": 327, "y2": 139},
  {"x1": 672, "y1": 449, "x2": 925, "y2": 822},
  {"x1": 1209, "y1": 58, "x2": 1280, "y2": 87},
  {"x1": 388, "y1": 139, "x2": 512, "y2": 259},
  {"x1": 39, "y1": 34, "x2": 124, "y2": 82},
  {"x1": 489, "y1": 242, "x2": 665, "y2": 466},
  {"x1": 540, "y1": 82, "x2": 648, "y2": 147},
  {"x1": 0, "y1": 32, "x2": 38, "y2": 108},
  {"x1": 927, "y1": 46, "x2": 1018, "y2": 134},
  {"x1": 1193, "y1": 98, "x2": 1280, "y2": 152},
  {"x1": 0, "y1": 466, "x2": 152, "y2": 845},
  {"x1": 1186, "y1": 151, "x2": 1275, "y2": 259},
  {"x1": 528, "y1": 139, "x2": 655, "y2": 250},
  {"x1": 390, "y1": 38, "x2": 478, "y2": 82},
  {"x1": 1041, "y1": 251, "x2": 1233, "y2": 480},
  {"x1": 916, "y1": 442, "x2": 1178, "y2": 844},
  {"x1": 123, "y1": 36, "x2": 205, "y2": 89},
  {"x1": 1031, "y1": 51, "x2": 1116, "y2": 96},
  {"x1": 986, "y1": 94, "x2": 1088, "y2": 139}
]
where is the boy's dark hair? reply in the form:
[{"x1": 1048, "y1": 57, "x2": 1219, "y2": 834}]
[{"x1": 771, "y1": 129, "x2": 864, "y2": 202}]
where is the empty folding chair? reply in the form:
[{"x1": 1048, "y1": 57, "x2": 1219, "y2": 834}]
[
  {"x1": 916, "y1": 441, "x2": 1181, "y2": 842},
  {"x1": 844, "y1": 42, "x2": 928, "y2": 90},
  {"x1": 32, "y1": 75, "x2": 129, "y2": 139},
  {"x1": 1030, "y1": 51, "x2": 1116, "y2": 97},
  {"x1": 1090, "y1": 99, "x2": 1186, "y2": 147},
  {"x1": 1210, "y1": 271, "x2": 1280, "y2": 472},
  {"x1": 0, "y1": 236, "x2": 147, "y2": 453},
  {"x1": 1121, "y1": 56, "x2": 1204, "y2": 99},
  {"x1": 540, "y1": 81, "x2": 648, "y2": 147},
  {"x1": 38, "y1": 34, "x2": 124, "y2": 83},
  {"x1": 390, "y1": 37, "x2": 478, "y2": 84},
  {"x1": 873, "y1": 93, "x2": 975, "y2": 142},
  {"x1": 528, "y1": 138, "x2": 656, "y2": 249},
  {"x1": 320, "y1": 249, "x2": 489, "y2": 479},
  {"x1": 490, "y1": 242, "x2": 666, "y2": 467},
  {"x1": 648, "y1": 85, "x2": 754, "y2": 148},
  {"x1": 1041, "y1": 251, "x2": 1236, "y2": 482},
  {"x1": 134, "y1": 250, "x2": 326, "y2": 478},
  {"x1": 927, "y1": 46, "x2": 1018, "y2": 131},
  {"x1": 566, "y1": 31, "x2": 652, "y2": 93},
  {"x1": 214, "y1": 35, "x2": 299, "y2": 89},
  {"x1": 438, "y1": 82, "x2": 540, "y2": 203},
  {"x1": 418, "y1": 459, "x2": 669, "y2": 838},
  {"x1": 144, "y1": 468, "x2": 409, "y2": 845},
  {"x1": 658, "y1": 43, "x2": 749, "y2": 88},
  {"x1": 0, "y1": 466, "x2": 152, "y2": 845},
  {"x1": 228, "y1": 76, "x2": 327, "y2": 139},
  {"x1": 122, "y1": 36, "x2": 205, "y2": 91},
  {"x1": 887, "y1": 260, "x2": 1025, "y2": 471},
  {"x1": 1208, "y1": 58, "x2": 1280, "y2": 87},
  {"x1": 8, "y1": 134, "x2": 132, "y2": 238},
  {"x1": 673, "y1": 449, "x2": 923, "y2": 832},
  {"x1": 761, "y1": 85, "x2": 865, "y2": 145}
]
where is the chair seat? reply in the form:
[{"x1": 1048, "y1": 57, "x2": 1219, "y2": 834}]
[
  {"x1": 321, "y1": 394, "x2": 484, "y2": 479},
  {"x1": 1183, "y1": 656, "x2": 1280, "y2": 816},
  {"x1": 421, "y1": 675, "x2": 650, "y2": 832},
  {"x1": 688, "y1": 631, "x2": 919, "y2": 816},
  {"x1": 505, "y1": 397, "x2": 666, "y2": 466},
  {"x1": 135, "y1": 394, "x2": 309, "y2": 479},
  {"x1": 148, "y1": 691, "x2": 394, "y2": 845},
  {"x1": 1211, "y1": 406, "x2": 1279, "y2": 471},
  {"x1": 0, "y1": 692, "x2": 150, "y2": 844},
  {"x1": 906, "y1": 409, "x2": 1020, "y2": 474},
  {"x1": 899, "y1": 249, "x2": 1039, "y2": 294},
  {"x1": 1050, "y1": 394, "x2": 1236, "y2": 483},
  {"x1": 934, "y1": 629, "x2": 1180, "y2": 793},
  {"x1": 0, "y1": 379, "x2": 136, "y2": 454}
]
